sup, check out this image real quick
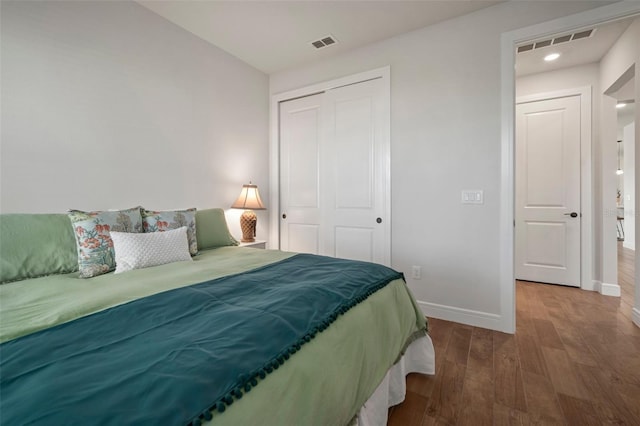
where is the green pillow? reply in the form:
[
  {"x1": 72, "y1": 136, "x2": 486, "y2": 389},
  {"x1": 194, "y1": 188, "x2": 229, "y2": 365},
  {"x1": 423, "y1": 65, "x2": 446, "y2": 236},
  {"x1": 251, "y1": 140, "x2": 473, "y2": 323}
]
[
  {"x1": 0, "y1": 214, "x2": 78, "y2": 284},
  {"x1": 195, "y1": 208, "x2": 238, "y2": 250}
]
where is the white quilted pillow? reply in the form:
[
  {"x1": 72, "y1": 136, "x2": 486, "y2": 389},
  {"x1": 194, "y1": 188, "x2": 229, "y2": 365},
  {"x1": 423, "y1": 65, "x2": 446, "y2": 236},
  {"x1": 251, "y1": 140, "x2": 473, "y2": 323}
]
[{"x1": 110, "y1": 226, "x2": 192, "y2": 274}]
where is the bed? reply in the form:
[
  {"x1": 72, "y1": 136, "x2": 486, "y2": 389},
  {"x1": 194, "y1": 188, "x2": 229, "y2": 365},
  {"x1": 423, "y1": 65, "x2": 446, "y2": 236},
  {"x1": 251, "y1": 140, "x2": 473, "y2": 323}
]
[{"x1": 0, "y1": 212, "x2": 435, "y2": 426}]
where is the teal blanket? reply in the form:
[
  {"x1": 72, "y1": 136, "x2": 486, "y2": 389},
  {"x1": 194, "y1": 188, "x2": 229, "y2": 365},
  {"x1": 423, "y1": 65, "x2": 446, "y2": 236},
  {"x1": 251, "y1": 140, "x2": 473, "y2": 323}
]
[{"x1": 0, "y1": 254, "x2": 403, "y2": 425}]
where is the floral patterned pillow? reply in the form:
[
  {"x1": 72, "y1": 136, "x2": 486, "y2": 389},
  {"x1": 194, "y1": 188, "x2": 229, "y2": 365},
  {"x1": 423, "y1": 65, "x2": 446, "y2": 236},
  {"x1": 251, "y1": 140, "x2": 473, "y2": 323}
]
[
  {"x1": 68, "y1": 207, "x2": 143, "y2": 278},
  {"x1": 141, "y1": 208, "x2": 198, "y2": 256}
]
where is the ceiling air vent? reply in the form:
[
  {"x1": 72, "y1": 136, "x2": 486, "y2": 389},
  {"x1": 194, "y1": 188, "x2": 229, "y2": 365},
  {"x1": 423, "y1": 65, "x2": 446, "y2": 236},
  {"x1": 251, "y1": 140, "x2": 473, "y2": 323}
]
[
  {"x1": 311, "y1": 35, "x2": 338, "y2": 49},
  {"x1": 552, "y1": 34, "x2": 572, "y2": 44},
  {"x1": 517, "y1": 28, "x2": 595, "y2": 54},
  {"x1": 517, "y1": 44, "x2": 534, "y2": 53},
  {"x1": 534, "y1": 39, "x2": 552, "y2": 49},
  {"x1": 572, "y1": 29, "x2": 594, "y2": 40}
]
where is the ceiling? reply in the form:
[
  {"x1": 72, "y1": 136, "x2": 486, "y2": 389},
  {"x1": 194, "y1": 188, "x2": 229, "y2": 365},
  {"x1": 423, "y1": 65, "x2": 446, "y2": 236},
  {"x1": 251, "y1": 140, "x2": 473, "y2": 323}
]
[
  {"x1": 515, "y1": 17, "x2": 634, "y2": 77},
  {"x1": 137, "y1": 1, "x2": 637, "y2": 79},
  {"x1": 137, "y1": 0, "x2": 502, "y2": 74}
]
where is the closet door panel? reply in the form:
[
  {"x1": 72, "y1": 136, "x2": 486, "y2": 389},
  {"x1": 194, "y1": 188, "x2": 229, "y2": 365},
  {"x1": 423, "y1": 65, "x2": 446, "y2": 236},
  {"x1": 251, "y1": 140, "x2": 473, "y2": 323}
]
[
  {"x1": 279, "y1": 94, "x2": 322, "y2": 254},
  {"x1": 323, "y1": 78, "x2": 387, "y2": 264}
]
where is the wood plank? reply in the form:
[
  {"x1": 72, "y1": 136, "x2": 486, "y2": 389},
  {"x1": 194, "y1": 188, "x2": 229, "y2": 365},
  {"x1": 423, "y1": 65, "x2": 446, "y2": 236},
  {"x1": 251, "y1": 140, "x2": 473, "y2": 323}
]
[
  {"x1": 556, "y1": 393, "x2": 601, "y2": 426},
  {"x1": 444, "y1": 324, "x2": 472, "y2": 366},
  {"x1": 492, "y1": 403, "x2": 528, "y2": 426},
  {"x1": 456, "y1": 375, "x2": 493, "y2": 426},
  {"x1": 406, "y1": 372, "x2": 437, "y2": 399},
  {"x1": 552, "y1": 324, "x2": 598, "y2": 367},
  {"x1": 574, "y1": 363, "x2": 640, "y2": 425},
  {"x1": 424, "y1": 359, "x2": 466, "y2": 423},
  {"x1": 540, "y1": 346, "x2": 589, "y2": 399},
  {"x1": 465, "y1": 327, "x2": 493, "y2": 382},
  {"x1": 387, "y1": 390, "x2": 427, "y2": 426},
  {"x1": 521, "y1": 371, "x2": 565, "y2": 424},
  {"x1": 420, "y1": 414, "x2": 454, "y2": 426},
  {"x1": 515, "y1": 333, "x2": 548, "y2": 377},
  {"x1": 493, "y1": 332, "x2": 527, "y2": 412},
  {"x1": 532, "y1": 318, "x2": 564, "y2": 349}
]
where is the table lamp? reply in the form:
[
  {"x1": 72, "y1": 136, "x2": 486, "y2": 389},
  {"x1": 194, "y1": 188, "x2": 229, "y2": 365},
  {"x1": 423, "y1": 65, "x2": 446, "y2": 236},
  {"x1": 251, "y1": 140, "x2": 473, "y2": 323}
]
[{"x1": 231, "y1": 182, "x2": 266, "y2": 242}]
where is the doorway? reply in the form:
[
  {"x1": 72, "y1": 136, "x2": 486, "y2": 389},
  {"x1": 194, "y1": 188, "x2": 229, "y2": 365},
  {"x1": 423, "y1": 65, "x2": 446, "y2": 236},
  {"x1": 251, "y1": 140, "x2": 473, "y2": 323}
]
[
  {"x1": 612, "y1": 74, "x2": 636, "y2": 321},
  {"x1": 499, "y1": 3, "x2": 640, "y2": 333}
]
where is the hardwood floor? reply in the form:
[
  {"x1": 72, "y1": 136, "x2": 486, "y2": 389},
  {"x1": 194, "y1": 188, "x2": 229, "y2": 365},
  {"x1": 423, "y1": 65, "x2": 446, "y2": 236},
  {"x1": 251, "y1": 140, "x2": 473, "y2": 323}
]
[{"x1": 388, "y1": 245, "x2": 640, "y2": 425}]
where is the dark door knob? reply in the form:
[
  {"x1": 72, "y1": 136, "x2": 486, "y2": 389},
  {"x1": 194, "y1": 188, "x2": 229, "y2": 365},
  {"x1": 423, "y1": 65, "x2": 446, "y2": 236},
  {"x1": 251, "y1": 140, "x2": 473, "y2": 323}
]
[
  {"x1": 563, "y1": 212, "x2": 578, "y2": 218},
  {"x1": 376, "y1": 217, "x2": 382, "y2": 224},
  {"x1": 282, "y1": 213, "x2": 287, "y2": 219}
]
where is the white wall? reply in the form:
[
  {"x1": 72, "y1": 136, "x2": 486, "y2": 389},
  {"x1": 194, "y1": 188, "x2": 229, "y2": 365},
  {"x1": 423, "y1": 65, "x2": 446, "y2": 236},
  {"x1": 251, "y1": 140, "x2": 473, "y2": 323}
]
[
  {"x1": 623, "y1": 123, "x2": 635, "y2": 250},
  {"x1": 0, "y1": 1, "x2": 270, "y2": 240},
  {"x1": 599, "y1": 18, "x2": 640, "y2": 304},
  {"x1": 516, "y1": 63, "x2": 600, "y2": 99},
  {"x1": 270, "y1": 1, "x2": 611, "y2": 330}
]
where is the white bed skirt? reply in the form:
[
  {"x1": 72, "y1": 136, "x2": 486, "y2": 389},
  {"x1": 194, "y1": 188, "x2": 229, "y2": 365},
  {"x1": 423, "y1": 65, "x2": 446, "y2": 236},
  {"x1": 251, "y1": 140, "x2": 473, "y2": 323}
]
[{"x1": 355, "y1": 334, "x2": 436, "y2": 426}]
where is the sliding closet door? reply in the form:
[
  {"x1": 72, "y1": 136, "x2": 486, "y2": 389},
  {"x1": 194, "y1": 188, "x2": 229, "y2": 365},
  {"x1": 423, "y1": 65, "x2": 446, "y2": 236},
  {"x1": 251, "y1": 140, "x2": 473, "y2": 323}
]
[
  {"x1": 279, "y1": 77, "x2": 390, "y2": 266},
  {"x1": 279, "y1": 93, "x2": 324, "y2": 255},
  {"x1": 323, "y1": 78, "x2": 388, "y2": 264}
]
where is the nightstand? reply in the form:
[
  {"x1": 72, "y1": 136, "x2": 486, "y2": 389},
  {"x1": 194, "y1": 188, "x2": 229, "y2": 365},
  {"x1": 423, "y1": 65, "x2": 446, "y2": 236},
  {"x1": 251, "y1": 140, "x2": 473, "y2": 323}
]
[{"x1": 238, "y1": 240, "x2": 266, "y2": 249}]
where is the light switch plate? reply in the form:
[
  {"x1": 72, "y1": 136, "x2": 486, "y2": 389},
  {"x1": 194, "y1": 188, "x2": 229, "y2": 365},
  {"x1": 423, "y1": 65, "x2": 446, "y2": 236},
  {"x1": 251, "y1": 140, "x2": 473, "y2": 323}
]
[{"x1": 462, "y1": 190, "x2": 484, "y2": 204}]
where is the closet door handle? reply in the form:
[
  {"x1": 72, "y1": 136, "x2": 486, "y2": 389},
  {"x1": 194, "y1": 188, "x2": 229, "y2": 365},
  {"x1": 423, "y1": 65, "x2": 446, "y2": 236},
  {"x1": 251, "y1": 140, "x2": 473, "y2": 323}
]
[
  {"x1": 563, "y1": 212, "x2": 578, "y2": 218},
  {"x1": 376, "y1": 217, "x2": 382, "y2": 224},
  {"x1": 282, "y1": 213, "x2": 287, "y2": 219}
]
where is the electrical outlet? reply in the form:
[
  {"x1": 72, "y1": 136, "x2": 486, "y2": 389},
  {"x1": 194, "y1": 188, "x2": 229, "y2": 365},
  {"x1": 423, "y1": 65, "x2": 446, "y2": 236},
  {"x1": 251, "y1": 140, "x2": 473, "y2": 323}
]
[{"x1": 412, "y1": 266, "x2": 421, "y2": 280}]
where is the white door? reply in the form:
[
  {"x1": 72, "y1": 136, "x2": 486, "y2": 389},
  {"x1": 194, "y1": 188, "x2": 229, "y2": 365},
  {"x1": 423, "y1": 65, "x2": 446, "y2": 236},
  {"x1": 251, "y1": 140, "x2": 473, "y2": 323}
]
[
  {"x1": 279, "y1": 93, "x2": 324, "y2": 256},
  {"x1": 515, "y1": 95, "x2": 581, "y2": 287},
  {"x1": 279, "y1": 78, "x2": 390, "y2": 265}
]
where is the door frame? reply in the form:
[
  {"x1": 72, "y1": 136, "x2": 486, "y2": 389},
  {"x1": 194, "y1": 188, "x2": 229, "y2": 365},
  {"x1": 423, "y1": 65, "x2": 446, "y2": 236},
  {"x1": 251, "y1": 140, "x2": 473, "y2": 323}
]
[
  {"x1": 500, "y1": 2, "x2": 640, "y2": 333},
  {"x1": 516, "y1": 87, "x2": 592, "y2": 289},
  {"x1": 269, "y1": 66, "x2": 391, "y2": 258}
]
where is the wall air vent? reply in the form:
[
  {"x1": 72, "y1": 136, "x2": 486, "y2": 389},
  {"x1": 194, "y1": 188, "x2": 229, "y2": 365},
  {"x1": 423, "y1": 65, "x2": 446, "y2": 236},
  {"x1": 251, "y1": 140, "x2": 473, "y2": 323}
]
[
  {"x1": 311, "y1": 35, "x2": 338, "y2": 49},
  {"x1": 516, "y1": 28, "x2": 595, "y2": 54}
]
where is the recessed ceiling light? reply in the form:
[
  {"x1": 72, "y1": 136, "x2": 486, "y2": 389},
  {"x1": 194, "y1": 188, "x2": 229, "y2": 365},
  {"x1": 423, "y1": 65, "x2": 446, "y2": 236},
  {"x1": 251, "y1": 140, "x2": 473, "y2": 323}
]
[
  {"x1": 616, "y1": 102, "x2": 627, "y2": 109},
  {"x1": 544, "y1": 53, "x2": 560, "y2": 62}
]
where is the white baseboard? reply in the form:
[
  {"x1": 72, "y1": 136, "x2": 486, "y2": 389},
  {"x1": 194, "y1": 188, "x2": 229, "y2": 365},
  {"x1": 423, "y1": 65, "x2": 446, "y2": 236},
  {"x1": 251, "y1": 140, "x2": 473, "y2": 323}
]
[
  {"x1": 622, "y1": 241, "x2": 635, "y2": 251},
  {"x1": 593, "y1": 281, "x2": 621, "y2": 297},
  {"x1": 417, "y1": 300, "x2": 502, "y2": 331},
  {"x1": 633, "y1": 308, "x2": 640, "y2": 328},
  {"x1": 602, "y1": 283, "x2": 621, "y2": 297}
]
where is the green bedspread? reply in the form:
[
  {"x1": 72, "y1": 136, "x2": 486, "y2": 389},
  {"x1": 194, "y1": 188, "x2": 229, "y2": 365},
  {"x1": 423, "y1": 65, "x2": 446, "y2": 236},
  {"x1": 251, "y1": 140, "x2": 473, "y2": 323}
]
[{"x1": 0, "y1": 247, "x2": 426, "y2": 425}]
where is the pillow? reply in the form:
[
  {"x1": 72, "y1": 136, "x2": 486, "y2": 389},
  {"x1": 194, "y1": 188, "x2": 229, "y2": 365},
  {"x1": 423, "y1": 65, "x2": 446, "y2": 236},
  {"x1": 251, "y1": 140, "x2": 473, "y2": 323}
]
[
  {"x1": 68, "y1": 207, "x2": 143, "y2": 278},
  {"x1": 0, "y1": 214, "x2": 78, "y2": 284},
  {"x1": 195, "y1": 208, "x2": 238, "y2": 250},
  {"x1": 111, "y1": 226, "x2": 192, "y2": 273},
  {"x1": 142, "y1": 208, "x2": 197, "y2": 255}
]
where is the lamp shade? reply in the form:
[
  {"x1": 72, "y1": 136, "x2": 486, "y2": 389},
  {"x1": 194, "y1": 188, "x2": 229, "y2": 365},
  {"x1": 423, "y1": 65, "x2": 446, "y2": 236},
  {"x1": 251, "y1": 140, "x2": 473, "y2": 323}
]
[{"x1": 231, "y1": 184, "x2": 266, "y2": 210}]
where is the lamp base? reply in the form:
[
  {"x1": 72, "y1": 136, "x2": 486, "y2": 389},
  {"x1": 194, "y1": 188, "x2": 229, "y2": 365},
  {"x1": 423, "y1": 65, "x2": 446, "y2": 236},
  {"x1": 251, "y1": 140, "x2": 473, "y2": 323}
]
[{"x1": 240, "y1": 210, "x2": 257, "y2": 242}]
